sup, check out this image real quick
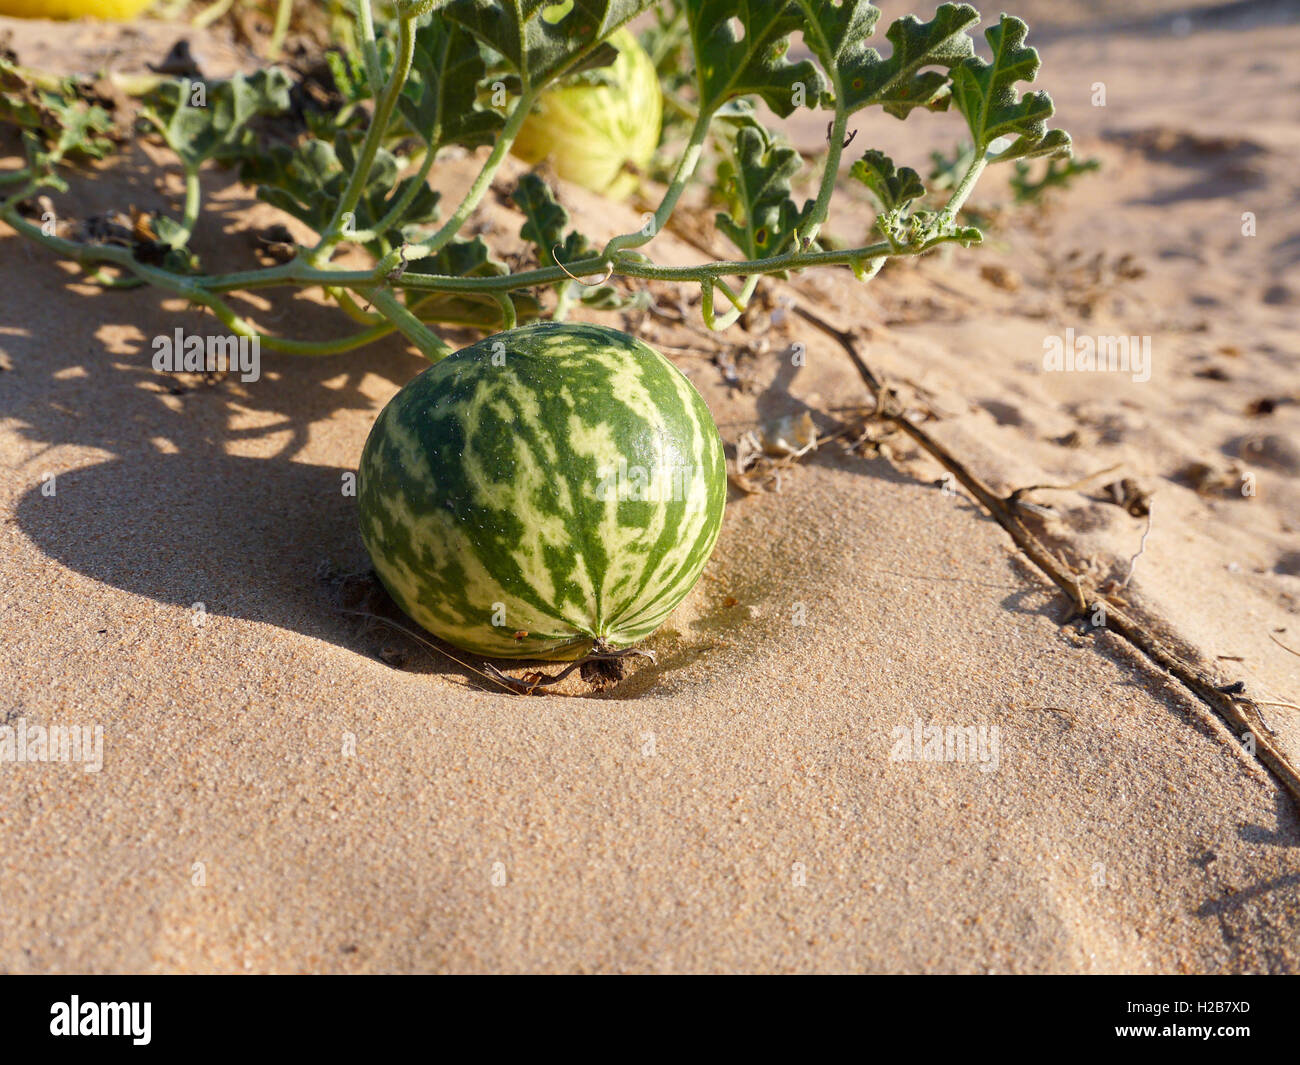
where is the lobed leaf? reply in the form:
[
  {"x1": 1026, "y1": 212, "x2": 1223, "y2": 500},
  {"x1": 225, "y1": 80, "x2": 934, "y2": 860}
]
[
  {"x1": 683, "y1": 0, "x2": 825, "y2": 117},
  {"x1": 850, "y1": 148, "x2": 925, "y2": 211},
  {"x1": 144, "y1": 70, "x2": 293, "y2": 170},
  {"x1": 798, "y1": 0, "x2": 977, "y2": 117},
  {"x1": 989, "y1": 127, "x2": 1071, "y2": 164},
  {"x1": 243, "y1": 132, "x2": 440, "y2": 249},
  {"x1": 325, "y1": 48, "x2": 374, "y2": 109},
  {"x1": 512, "y1": 171, "x2": 596, "y2": 270},
  {"x1": 714, "y1": 122, "x2": 807, "y2": 259},
  {"x1": 0, "y1": 58, "x2": 116, "y2": 169},
  {"x1": 412, "y1": 235, "x2": 541, "y2": 329},
  {"x1": 950, "y1": 14, "x2": 1067, "y2": 159},
  {"x1": 1010, "y1": 153, "x2": 1099, "y2": 203},
  {"x1": 399, "y1": 18, "x2": 505, "y2": 150},
  {"x1": 442, "y1": 0, "x2": 656, "y2": 93}
]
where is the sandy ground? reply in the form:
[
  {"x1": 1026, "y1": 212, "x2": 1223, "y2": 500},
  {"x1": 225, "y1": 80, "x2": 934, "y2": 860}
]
[{"x1": 1, "y1": 2, "x2": 1298, "y2": 973}]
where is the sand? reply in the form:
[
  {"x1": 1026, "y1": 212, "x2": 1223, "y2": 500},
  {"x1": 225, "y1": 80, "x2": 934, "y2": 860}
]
[{"x1": 1, "y1": 2, "x2": 1298, "y2": 973}]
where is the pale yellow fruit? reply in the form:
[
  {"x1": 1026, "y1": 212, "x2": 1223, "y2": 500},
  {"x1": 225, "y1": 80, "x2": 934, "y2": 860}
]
[
  {"x1": 0, "y1": 0, "x2": 154, "y2": 19},
  {"x1": 511, "y1": 28, "x2": 662, "y2": 201}
]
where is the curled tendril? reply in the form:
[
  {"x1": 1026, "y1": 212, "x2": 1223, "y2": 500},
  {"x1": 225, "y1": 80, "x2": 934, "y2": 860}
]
[{"x1": 552, "y1": 246, "x2": 614, "y2": 287}]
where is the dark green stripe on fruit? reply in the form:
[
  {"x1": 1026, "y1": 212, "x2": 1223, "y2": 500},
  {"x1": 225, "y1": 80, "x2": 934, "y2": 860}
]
[{"x1": 358, "y1": 322, "x2": 725, "y2": 660}]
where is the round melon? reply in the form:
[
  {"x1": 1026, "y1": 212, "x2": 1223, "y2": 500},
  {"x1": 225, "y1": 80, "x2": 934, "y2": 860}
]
[
  {"x1": 358, "y1": 322, "x2": 726, "y2": 660},
  {"x1": 510, "y1": 27, "x2": 662, "y2": 200},
  {"x1": 0, "y1": 0, "x2": 153, "y2": 18}
]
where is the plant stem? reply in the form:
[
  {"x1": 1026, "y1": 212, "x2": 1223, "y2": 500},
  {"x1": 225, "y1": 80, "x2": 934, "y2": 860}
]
[
  {"x1": 8, "y1": 63, "x2": 163, "y2": 98},
  {"x1": 940, "y1": 152, "x2": 989, "y2": 224},
  {"x1": 9, "y1": 195, "x2": 968, "y2": 306},
  {"x1": 400, "y1": 87, "x2": 540, "y2": 263},
  {"x1": 193, "y1": 0, "x2": 236, "y2": 30},
  {"x1": 365, "y1": 288, "x2": 453, "y2": 361},
  {"x1": 349, "y1": 146, "x2": 437, "y2": 245},
  {"x1": 701, "y1": 274, "x2": 760, "y2": 330},
  {"x1": 0, "y1": 204, "x2": 395, "y2": 355},
  {"x1": 802, "y1": 107, "x2": 848, "y2": 244},
  {"x1": 268, "y1": 0, "x2": 294, "y2": 60},
  {"x1": 354, "y1": 0, "x2": 385, "y2": 98},
  {"x1": 553, "y1": 282, "x2": 576, "y2": 322},
  {"x1": 331, "y1": 285, "x2": 387, "y2": 325},
  {"x1": 310, "y1": 12, "x2": 417, "y2": 263},
  {"x1": 602, "y1": 108, "x2": 711, "y2": 259},
  {"x1": 172, "y1": 162, "x2": 203, "y2": 247},
  {"x1": 610, "y1": 241, "x2": 908, "y2": 283},
  {"x1": 493, "y1": 291, "x2": 518, "y2": 330}
]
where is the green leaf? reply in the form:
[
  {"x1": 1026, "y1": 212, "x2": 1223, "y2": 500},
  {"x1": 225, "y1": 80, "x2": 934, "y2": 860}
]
[
  {"x1": 412, "y1": 236, "x2": 541, "y2": 329},
  {"x1": 849, "y1": 149, "x2": 925, "y2": 211},
  {"x1": 797, "y1": 1, "x2": 977, "y2": 117},
  {"x1": 579, "y1": 284, "x2": 642, "y2": 310},
  {"x1": 433, "y1": 236, "x2": 503, "y2": 274},
  {"x1": 308, "y1": 40, "x2": 397, "y2": 140},
  {"x1": 242, "y1": 132, "x2": 440, "y2": 248},
  {"x1": 990, "y1": 127, "x2": 1071, "y2": 164},
  {"x1": 242, "y1": 138, "x2": 341, "y2": 234},
  {"x1": 684, "y1": 0, "x2": 825, "y2": 117},
  {"x1": 0, "y1": 58, "x2": 116, "y2": 170},
  {"x1": 398, "y1": 0, "x2": 450, "y2": 17},
  {"x1": 714, "y1": 122, "x2": 806, "y2": 259},
  {"x1": 443, "y1": 0, "x2": 656, "y2": 92},
  {"x1": 143, "y1": 70, "x2": 293, "y2": 170},
  {"x1": 325, "y1": 48, "x2": 374, "y2": 108},
  {"x1": 950, "y1": 14, "x2": 1065, "y2": 158},
  {"x1": 150, "y1": 215, "x2": 190, "y2": 248},
  {"x1": 876, "y1": 204, "x2": 981, "y2": 253},
  {"x1": 336, "y1": 133, "x2": 442, "y2": 245},
  {"x1": 927, "y1": 140, "x2": 977, "y2": 191},
  {"x1": 511, "y1": 172, "x2": 596, "y2": 270},
  {"x1": 40, "y1": 99, "x2": 115, "y2": 166},
  {"x1": 399, "y1": 18, "x2": 505, "y2": 150},
  {"x1": 1010, "y1": 153, "x2": 1099, "y2": 203}
]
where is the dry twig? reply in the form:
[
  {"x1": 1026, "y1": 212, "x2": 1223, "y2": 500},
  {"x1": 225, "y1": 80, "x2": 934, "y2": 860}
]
[{"x1": 794, "y1": 303, "x2": 1300, "y2": 803}]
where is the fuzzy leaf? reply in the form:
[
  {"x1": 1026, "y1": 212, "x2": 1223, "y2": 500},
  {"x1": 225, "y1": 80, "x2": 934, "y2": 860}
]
[
  {"x1": 579, "y1": 284, "x2": 637, "y2": 310},
  {"x1": 850, "y1": 149, "x2": 925, "y2": 211},
  {"x1": 415, "y1": 295, "x2": 541, "y2": 330},
  {"x1": 715, "y1": 123, "x2": 806, "y2": 259},
  {"x1": 797, "y1": 0, "x2": 977, "y2": 117},
  {"x1": 144, "y1": 70, "x2": 293, "y2": 169},
  {"x1": 0, "y1": 59, "x2": 116, "y2": 168},
  {"x1": 309, "y1": 38, "x2": 397, "y2": 140},
  {"x1": 950, "y1": 14, "x2": 1066, "y2": 158},
  {"x1": 512, "y1": 172, "x2": 596, "y2": 270},
  {"x1": 413, "y1": 236, "x2": 541, "y2": 329},
  {"x1": 684, "y1": 0, "x2": 825, "y2": 117},
  {"x1": 989, "y1": 127, "x2": 1071, "y2": 164},
  {"x1": 325, "y1": 48, "x2": 374, "y2": 108},
  {"x1": 242, "y1": 138, "x2": 342, "y2": 234},
  {"x1": 242, "y1": 132, "x2": 440, "y2": 248},
  {"x1": 399, "y1": 18, "x2": 504, "y2": 150},
  {"x1": 1010, "y1": 153, "x2": 1099, "y2": 203},
  {"x1": 443, "y1": 0, "x2": 655, "y2": 92},
  {"x1": 430, "y1": 236, "x2": 505, "y2": 275}
]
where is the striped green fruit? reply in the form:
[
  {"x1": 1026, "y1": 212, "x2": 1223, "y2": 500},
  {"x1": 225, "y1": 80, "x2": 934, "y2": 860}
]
[{"x1": 358, "y1": 322, "x2": 726, "y2": 661}]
